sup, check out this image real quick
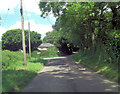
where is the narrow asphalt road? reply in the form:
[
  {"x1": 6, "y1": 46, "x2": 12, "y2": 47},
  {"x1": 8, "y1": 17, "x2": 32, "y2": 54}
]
[{"x1": 23, "y1": 56, "x2": 119, "y2": 92}]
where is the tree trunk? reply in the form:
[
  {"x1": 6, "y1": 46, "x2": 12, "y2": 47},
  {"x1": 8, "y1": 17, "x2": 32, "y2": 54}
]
[{"x1": 88, "y1": 18, "x2": 95, "y2": 53}]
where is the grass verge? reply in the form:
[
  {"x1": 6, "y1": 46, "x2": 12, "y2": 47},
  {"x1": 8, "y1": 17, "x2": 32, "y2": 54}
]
[
  {"x1": 72, "y1": 50, "x2": 119, "y2": 83},
  {"x1": 2, "y1": 50, "x2": 47, "y2": 92}
]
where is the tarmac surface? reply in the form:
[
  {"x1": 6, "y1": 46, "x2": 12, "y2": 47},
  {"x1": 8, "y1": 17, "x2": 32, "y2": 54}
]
[{"x1": 23, "y1": 56, "x2": 119, "y2": 92}]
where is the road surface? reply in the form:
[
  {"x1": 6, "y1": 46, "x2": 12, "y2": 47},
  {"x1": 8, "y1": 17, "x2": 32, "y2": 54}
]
[{"x1": 23, "y1": 56, "x2": 119, "y2": 92}]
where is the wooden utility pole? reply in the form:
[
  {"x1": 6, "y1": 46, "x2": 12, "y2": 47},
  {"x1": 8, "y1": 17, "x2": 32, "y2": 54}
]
[
  {"x1": 20, "y1": 0, "x2": 27, "y2": 66},
  {"x1": 28, "y1": 21, "x2": 31, "y2": 59}
]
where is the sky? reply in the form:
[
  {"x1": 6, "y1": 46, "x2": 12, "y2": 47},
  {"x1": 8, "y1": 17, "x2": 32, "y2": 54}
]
[{"x1": 0, "y1": 0, "x2": 56, "y2": 41}]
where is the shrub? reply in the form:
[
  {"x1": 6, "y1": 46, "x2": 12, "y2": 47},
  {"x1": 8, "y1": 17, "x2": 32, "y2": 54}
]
[
  {"x1": 31, "y1": 46, "x2": 58, "y2": 58},
  {"x1": 2, "y1": 50, "x2": 24, "y2": 70},
  {"x1": 40, "y1": 47, "x2": 58, "y2": 58}
]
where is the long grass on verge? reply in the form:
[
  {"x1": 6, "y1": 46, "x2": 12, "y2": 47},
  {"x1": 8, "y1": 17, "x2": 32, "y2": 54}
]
[
  {"x1": 2, "y1": 50, "x2": 47, "y2": 92},
  {"x1": 72, "y1": 46, "x2": 119, "y2": 83},
  {"x1": 0, "y1": 41, "x2": 1, "y2": 94}
]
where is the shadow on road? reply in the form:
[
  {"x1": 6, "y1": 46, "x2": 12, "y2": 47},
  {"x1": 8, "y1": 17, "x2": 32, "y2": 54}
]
[{"x1": 23, "y1": 56, "x2": 119, "y2": 92}]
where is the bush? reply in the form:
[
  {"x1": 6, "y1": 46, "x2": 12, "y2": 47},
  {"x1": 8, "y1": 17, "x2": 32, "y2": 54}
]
[
  {"x1": 40, "y1": 47, "x2": 58, "y2": 57},
  {"x1": 2, "y1": 50, "x2": 25, "y2": 70},
  {"x1": 31, "y1": 46, "x2": 58, "y2": 58},
  {"x1": 31, "y1": 50, "x2": 40, "y2": 58}
]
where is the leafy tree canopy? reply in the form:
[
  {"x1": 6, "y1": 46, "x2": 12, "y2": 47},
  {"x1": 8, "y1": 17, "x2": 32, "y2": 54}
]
[
  {"x1": 39, "y1": 2, "x2": 120, "y2": 61},
  {"x1": 2, "y1": 29, "x2": 42, "y2": 52}
]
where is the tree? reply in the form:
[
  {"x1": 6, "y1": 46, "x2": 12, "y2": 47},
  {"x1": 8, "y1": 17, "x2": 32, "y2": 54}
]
[
  {"x1": 43, "y1": 31, "x2": 57, "y2": 44},
  {"x1": 43, "y1": 29, "x2": 79, "y2": 55},
  {"x1": 39, "y1": 2, "x2": 120, "y2": 62},
  {"x1": 2, "y1": 29, "x2": 42, "y2": 51}
]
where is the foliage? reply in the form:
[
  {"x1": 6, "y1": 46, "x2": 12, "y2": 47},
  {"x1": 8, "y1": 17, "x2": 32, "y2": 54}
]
[
  {"x1": 2, "y1": 50, "x2": 24, "y2": 70},
  {"x1": 31, "y1": 46, "x2": 58, "y2": 58},
  {"x1": 2, "y1": 29, "x2": 42, "y2": 52},
  {"x1": 40, "y1": 47, "x2": 58, "y2": 58},
  {"x1": 43, "y1": 30, "x2": 79, "y2": 55},
  {"x1": 39, "y1": 2, "x2": 120, "y2": 64},
  {"x1": 39, "y1": 2, "x2": 120, "y2": 83},
  {"x1": 72, "y1": 47, "x2": 119, "y2": 83},
  {"x1": 0, "y1": 41, "x2": 1, "y2": 50},
  {"x1": 31, "y1": 50, "x2": 40, "y2": 58},
  {"x1": 2, "y1": 50, "x2": 47, "y2": 92},
  {"x1": 43, "y1": 30, "x2": 58, "y2": 44}
]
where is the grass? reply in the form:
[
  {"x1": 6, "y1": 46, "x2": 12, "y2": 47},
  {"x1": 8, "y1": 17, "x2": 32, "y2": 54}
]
[
  {"x1": 2, "y1": 46, "x2": 59, "y2": 92},
  {"x1": 31, "y1": 46, "x2": 59, "y2": 59},
  {"x1": 2, "y1": 50, "x2": 47, "y2": 92},
  {"x1": 0, "y1": 41, "x2": 1, "y2": 94},
  {"x1": 72, "y1": 47, "x2": 119, "y2": 83}
]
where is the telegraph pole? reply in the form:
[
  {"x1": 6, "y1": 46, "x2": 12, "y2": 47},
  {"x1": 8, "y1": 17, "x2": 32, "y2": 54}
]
[
  {"x1": 20, "y1": 0, "x2": 27, "y2": 66},
  {"x1": 28, "y1": 21, "x2": 31, "y2": 59}
]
